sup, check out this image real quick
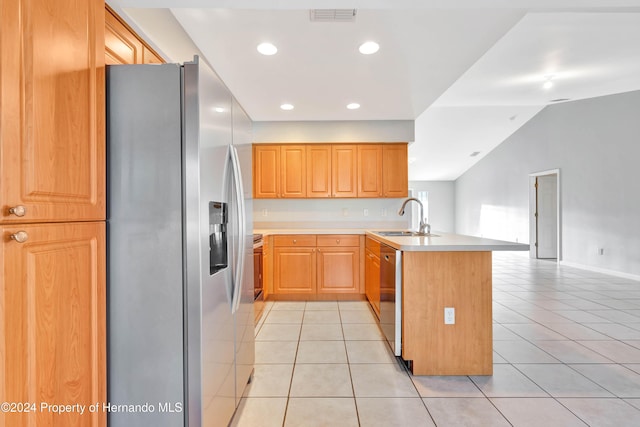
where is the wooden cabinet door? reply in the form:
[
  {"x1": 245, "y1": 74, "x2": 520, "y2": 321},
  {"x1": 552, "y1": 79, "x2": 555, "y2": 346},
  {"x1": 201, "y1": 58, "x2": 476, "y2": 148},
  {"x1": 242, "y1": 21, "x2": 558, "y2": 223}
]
[
  {"x1": 273, "y1": 247, "x2": 316, "y2": 294},
  {"x1": 105, "y1": 6, "x2": 143, "y2": 64},
  {"x1": 1, "y1": 222, "x2": 106, "y2": 427},
  {"x1": 357, "y1": 145, "x2": 383, "y2": 197},
  {"x1": 253, "y1": 145, "x2": 280, "y2": 198},
  {"x1": 281, "y1": 145, "x2": 306, "y2": 198},
  {"x1": 364, "y1": 249, "x2": 381, "y2": 316},
  {"x1": 383, "y1": 144, "x2": 409, "y2": 197},
  {"x1": 1, "y1": 0, "x2": 106, "y2": 224},
  {"x1": 332, "y1": 145, "x2": 357, "y2": 198},
  {"x1": 317, "y1": 247, "x2": 359, "y2": 294},
  {"x1": 306, "y1": 145, "x2": 332, "y2": 198}
]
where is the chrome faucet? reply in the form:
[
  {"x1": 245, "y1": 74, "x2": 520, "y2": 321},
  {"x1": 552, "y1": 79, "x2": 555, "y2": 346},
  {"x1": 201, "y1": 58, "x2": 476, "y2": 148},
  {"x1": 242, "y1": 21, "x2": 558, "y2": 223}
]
[{"x1": 398, "y1": 198, "x2": 431, "y2": 235}]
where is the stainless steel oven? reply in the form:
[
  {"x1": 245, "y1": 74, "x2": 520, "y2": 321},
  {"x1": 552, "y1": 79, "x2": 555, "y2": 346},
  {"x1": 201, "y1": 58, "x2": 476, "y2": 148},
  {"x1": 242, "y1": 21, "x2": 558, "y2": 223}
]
[
  {"x1": 253, "y1": 234, "x2": 264, "y2": 323},
  {"x1": 380, "y1": 243, "x2": 402, "y2": 356}
]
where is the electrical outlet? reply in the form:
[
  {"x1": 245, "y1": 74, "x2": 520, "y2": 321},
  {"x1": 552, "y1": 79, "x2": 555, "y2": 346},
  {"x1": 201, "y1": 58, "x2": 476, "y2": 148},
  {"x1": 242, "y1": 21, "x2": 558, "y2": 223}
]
[
  {"x1": 444, "y1": 307, "x2": 455, "y2": 325},
  {"x1": 342, "y1": 208, "x2": 349, "y2": 217},
  {"x1": 381, "y1": 208, "x2": 387, "y2": 217},
  {"x1": 261, "y1": 208, "x2": 268, "y2": 217},
  {"x1": 598, "y1": 248, "x2": 604, "y2": 255},
  {"x1": 363, "y1": 208, "x2": 369, "y2": 217}
]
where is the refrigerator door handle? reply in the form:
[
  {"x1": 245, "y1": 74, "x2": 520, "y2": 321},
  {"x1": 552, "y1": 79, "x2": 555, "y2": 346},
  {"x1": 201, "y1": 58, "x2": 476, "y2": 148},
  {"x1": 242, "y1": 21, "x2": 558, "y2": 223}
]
[{"x1": 230, "y1": 145, "x2": 246, "y2": 313}]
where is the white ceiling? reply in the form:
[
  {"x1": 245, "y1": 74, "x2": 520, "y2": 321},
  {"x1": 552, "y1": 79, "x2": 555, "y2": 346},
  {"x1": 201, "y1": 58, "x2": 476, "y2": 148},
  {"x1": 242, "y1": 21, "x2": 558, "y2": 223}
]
[{"x1": 109, "y1": 0, "x2": 640, "y2": 180}]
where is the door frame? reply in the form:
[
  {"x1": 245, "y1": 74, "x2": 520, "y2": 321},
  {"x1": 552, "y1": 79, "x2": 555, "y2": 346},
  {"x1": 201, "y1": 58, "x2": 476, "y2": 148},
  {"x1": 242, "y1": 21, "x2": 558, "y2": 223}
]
[{"x1": 529, "y1": 169, "x2": 562, "y2": 261}]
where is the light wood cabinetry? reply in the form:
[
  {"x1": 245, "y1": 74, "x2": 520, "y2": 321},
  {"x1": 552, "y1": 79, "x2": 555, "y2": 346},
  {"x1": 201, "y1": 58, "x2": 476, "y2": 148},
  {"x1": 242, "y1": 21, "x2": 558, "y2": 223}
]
[
  {"x1": 402, "y1": 251, "x2": 493, "y2": 376},
  {"x1": 357, "y1": 145, "x2": 383, "y2": 197},
  {"x1": 281, "y1": 145, "x2": 306, "y2": 198},
  {"x1": 253, "y1": 143, "x2": 407, "y2": 199},
  {"x1": 306, "y1": 145, "x2": 332, "y2": 198},
  {"x1": 253, "y1": 145, "x2": 281, "y2": 198},
  {"x1": 317, "y1": 235, "x2": 360, "y2": 294},
  {"x1": 1, "y1": 2, "x2": 107, "y2": 425},
  {"x1": 105, "y1": 5, "x2": 164, "y2": 65},
  {"x1": 273, "y1": 235, "x2": 317, "y2": 295},
  {"x1": 364, "y1": 237, "x2": 381, "y2": 317},
  {"x1": 1, "y1": 222, "x2": 106, "y2": 427},
  {"x1": 1, "y1": 0, "x2": 106, "y2": 224},
  {"x1": 332, "y1": 145, "x2": 358, "y2": 198},
  {"x1": 383, "y1": 144, "x2": 409, "y2": 198},
  {"x1": 270, "y1": 234, "x2": 363, "y2": 299}
]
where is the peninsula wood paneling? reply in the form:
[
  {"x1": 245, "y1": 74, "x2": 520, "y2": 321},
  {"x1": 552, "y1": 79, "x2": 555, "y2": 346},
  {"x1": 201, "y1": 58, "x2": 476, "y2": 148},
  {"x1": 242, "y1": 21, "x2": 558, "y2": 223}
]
[{"x1": 402, "y1": 251, "x2": 492, "y2": 376}]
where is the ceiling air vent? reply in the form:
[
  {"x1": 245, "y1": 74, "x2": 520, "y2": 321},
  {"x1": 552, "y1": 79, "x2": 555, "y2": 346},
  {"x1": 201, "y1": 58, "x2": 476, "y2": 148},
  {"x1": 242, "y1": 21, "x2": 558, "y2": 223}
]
[{"x1": 309, "y1": 9, "x2": 357, "y2": 23}]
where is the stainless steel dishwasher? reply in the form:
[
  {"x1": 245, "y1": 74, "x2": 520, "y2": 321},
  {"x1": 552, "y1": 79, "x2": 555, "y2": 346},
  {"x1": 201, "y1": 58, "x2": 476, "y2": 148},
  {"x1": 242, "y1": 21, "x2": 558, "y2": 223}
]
[{"x1": 379, "y1": 243, "x2": 402, "y2": 356}]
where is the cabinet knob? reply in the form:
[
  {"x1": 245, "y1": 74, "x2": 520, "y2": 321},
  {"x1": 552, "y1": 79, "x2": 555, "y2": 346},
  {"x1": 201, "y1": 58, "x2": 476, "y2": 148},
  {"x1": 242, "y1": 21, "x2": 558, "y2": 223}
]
[
  {"x1": 8, "y1": 205, "x2": 26, "y2": 217},
  {"x1": 10, "y1": 231, "x2": 29, "y2": 243},
  {"x1": 293, "y1": 239, "x2": 297, "y2": 244},
  {"x1": 336, "y1": 239, "x2": 340, "y2": 244}
]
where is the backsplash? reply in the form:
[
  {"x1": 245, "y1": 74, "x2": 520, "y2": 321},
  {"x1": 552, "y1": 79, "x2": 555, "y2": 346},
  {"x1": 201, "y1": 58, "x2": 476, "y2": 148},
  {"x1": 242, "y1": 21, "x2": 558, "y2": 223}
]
[{"x1": 253, "y1": 198, "x2": 409, "y2": 229}]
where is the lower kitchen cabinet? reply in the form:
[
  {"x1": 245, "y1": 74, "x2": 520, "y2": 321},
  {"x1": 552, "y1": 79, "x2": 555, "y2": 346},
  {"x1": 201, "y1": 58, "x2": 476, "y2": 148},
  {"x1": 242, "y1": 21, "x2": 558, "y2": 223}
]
[
  {"x1": 271, "y1": 234, "x2": 362, "y2": 299},
  {"x1": 273, "y1": 247, "x2": 316, "y2": 294},
  {"x1": 1, "y1": 221, "x2": 106, "y2": 427},
  {"x1": 364, "y1": 237, "x2": 381, "y2": 316},
  {"x1": 317, "y1": 234, "x2": 360, "y2": 294}
]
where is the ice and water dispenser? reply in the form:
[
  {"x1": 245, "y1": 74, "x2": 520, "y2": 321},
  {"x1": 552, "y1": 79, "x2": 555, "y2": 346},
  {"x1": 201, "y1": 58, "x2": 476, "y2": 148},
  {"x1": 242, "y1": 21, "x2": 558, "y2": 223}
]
[{"x1": 209, "y1": 201, "x2": 228, "y2": 275}]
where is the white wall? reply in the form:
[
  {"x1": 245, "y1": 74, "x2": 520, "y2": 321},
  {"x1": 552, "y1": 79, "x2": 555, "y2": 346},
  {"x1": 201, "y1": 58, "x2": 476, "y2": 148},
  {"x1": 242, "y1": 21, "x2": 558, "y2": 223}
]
[
  {"x1": 408, "y1": 181, "x2": 456, "y2": 233},
  {"x1": 455, "y1": 90, "x2": 640, "y2": 277},
  {"x1": 253, "y1": 120, "x2": 414, "y2": 229}
]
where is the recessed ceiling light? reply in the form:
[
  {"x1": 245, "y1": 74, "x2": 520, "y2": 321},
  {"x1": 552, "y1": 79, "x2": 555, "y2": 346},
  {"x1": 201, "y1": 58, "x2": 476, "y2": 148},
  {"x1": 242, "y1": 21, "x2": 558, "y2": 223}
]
[
  {"x1": 257, "y1": 42, "x2": 278, "y2": 56},
  {"x1": 358, "y1": 41, "x2": 379, "y2": 55},
  {"x1": 214, "y1": 107, "x2": 225, "y2": 113},
  {"x1": 280, "y1": 103, "x2": 294, "y2": 110},
  {"x1": 346, "y1": 103, "x2": 360, "y2": 110}
]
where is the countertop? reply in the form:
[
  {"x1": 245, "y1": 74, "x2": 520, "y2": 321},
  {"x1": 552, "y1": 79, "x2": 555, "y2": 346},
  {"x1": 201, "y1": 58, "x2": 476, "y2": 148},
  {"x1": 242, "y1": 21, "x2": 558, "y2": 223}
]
[
  {"x1": 254, "y1": 228, "x2": 529, "y2": 252},
  {"x1": 365, "y1": 231, "x2": 529, "y2": 252}
]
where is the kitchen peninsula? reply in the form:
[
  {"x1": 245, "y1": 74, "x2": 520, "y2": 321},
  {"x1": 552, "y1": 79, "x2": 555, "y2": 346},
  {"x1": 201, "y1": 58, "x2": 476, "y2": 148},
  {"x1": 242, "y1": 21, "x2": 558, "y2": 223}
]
[{"x1": 256, "y1": 227, "x2": 528, "y2": 376}]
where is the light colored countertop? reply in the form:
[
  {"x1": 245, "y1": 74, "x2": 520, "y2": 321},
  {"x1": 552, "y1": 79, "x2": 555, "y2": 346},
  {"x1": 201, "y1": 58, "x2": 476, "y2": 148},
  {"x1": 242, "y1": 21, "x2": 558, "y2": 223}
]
[
  {"x1": 254, "y1": 228, "x2": 529, "y2": 252},
  {"x1": 254, "y1": 228, "x2": 368, "y2": 236},
  {"x1": 365, "y1": 231, "x2": 529, "y2": 252}
]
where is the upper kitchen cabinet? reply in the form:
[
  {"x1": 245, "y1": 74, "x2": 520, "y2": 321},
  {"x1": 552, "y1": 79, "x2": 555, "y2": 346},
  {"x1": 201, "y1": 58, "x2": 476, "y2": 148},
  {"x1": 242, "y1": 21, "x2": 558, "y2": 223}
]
[
  {"x1": 280, "y1": 145, "x2": 307, "y2": 198},
  {"x1": 383, "y1": 144, "x2": 409, "y2": 198},
  {"x1": 306, "y1": 145, "x2": 332, "y2": 198},
  {"x1": 0, "y1": 0, "x2": 106, "y2": 223},
  {"x1": 332, "y1": 145, "x2": 358, "y2": 198},
  {"x1": 357, "y1": 145, "x2": 383, "y2": 198},
  {"x1": 253, "y1": 143, "x2": 407, "y2": 199},
  {"x1": 253, "y1": 145, "x2": 281, "y2": 198},
  {"x1": 105, "y1": 6, "x2": 164, "y2": 65}
]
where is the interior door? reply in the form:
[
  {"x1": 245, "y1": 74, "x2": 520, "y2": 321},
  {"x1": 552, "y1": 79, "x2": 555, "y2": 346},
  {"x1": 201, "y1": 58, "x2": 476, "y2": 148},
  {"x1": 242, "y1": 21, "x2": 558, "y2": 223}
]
[{"x1": 536, "y1": 174, "x2": 558, "y2": 259}]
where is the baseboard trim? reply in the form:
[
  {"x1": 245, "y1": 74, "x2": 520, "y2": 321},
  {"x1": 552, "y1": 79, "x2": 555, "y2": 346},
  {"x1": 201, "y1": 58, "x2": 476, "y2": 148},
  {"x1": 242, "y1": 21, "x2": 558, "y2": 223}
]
[{"x1": 559, "y1": 260, "x2": 640, "y2": 282}]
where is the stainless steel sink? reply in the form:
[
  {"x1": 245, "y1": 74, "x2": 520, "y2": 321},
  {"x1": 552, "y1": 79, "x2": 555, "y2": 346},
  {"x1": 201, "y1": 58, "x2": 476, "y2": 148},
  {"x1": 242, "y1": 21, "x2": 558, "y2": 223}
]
[{"x1": 375, "y1": 231, "x2": 439, "y2": 237}]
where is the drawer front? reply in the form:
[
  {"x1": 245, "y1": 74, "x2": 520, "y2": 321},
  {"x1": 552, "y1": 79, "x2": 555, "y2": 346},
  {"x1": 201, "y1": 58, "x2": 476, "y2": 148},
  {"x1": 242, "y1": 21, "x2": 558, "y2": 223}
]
[
  {"x1": 365, "y1": 236, "x2": 381, "y2": 254},
  {"x1": 273, "y1": 234, "x2": 317, "y2": 247},
  {"x1": 317, "y1": 234, "x2": 360, "y2": 247}
]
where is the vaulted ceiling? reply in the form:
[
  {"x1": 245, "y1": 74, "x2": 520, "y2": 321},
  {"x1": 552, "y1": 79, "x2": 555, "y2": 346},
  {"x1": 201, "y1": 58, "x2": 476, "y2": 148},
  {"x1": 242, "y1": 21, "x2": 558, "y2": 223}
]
[{"x1": 108, "y1": 0, "x2": 640, "y2": 180}]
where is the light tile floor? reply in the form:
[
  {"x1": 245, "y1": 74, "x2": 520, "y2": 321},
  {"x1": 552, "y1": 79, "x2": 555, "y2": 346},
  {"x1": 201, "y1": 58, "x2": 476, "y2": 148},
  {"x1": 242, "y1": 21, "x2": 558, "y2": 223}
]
[{"x1": 231, "y1": 252, "x2": 640, "y2": 426}]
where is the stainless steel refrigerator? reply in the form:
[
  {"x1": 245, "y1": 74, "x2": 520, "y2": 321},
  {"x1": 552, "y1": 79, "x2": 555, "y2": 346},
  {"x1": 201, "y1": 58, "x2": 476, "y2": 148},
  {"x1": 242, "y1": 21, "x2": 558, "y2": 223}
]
[{"x1": 106, "y1": 57, "x2": 254, "y2": 427}]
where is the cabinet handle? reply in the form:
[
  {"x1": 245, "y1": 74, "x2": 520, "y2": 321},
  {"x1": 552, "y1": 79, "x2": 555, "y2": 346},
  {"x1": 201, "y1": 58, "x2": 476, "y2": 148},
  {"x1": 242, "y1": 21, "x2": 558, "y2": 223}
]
[
  {"x1": 8, "y1": 205, "x2": 26, "y2": 217},
  {"x1": 10, "y1": 231, "x2": 29, "y2": 243}
]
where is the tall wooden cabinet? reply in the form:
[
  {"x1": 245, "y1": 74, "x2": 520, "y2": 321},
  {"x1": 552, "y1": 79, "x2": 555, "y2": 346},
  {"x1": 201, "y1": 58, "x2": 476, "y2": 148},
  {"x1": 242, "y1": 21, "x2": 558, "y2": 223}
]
[{"x1": 1, "y1": 1, "x2": 106, "y2": 426}]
